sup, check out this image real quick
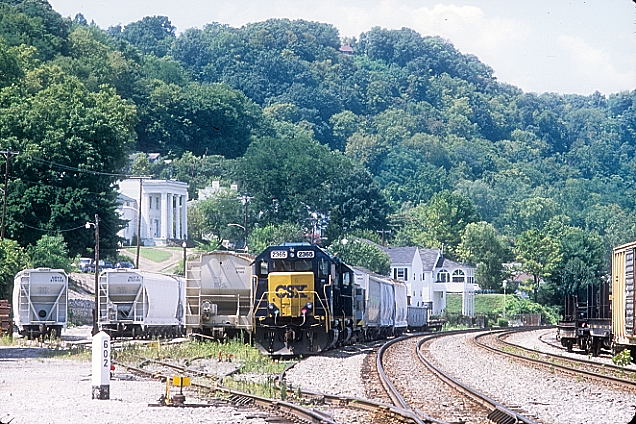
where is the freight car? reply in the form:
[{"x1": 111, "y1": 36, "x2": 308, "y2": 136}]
[
  {"x1": 556, "y1": 279, "x2": 611, "y2": 356},
  {"x1": 12, "y1": 268, "x2": 68, "y2": 340},
  {"x1": 97, "y1": 269, "x2": 185, "y2": 338},
  {"x1": 185, "y1": 251, "x2": 254, "y2": 339},
  {"x1": 611, "y1": 241, "x2": 636, "y2": 356}
]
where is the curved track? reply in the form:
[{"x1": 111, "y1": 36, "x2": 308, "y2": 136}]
[{"x1": 476, "y1": 329, "x2": 636, "y2": 389}]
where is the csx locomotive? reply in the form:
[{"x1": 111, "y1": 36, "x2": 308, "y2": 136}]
[
  {"x1": 251, "y1": 243, "x2": 425, "y2": 355},
  {"x1": 252, "y1": 243, "x2": 356, "y2": 355}
]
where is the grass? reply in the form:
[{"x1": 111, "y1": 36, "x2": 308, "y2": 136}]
[
  {"x1": 446, "y1": 293, "x2": 505, "y2": 315},
  {"x1": 124, "y1": 247, "x2": 173, "y2": 263},
  {"x1": 115, "y1": 338, "x2": 293, "y2": 375}
]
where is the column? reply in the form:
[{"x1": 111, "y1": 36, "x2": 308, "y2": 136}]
[
  {"x1": 175, "y1": 195, "x2": 182, "y2": 239},
  {"x1": 142, "y1": 193, "x2": 150, "y2": 241},
  {"x1": 167, "y1": 193, "x2": 173, "y2": 240},
  {"x1": 181, "y1": 194, "x2": 187, "y2": 240},
  {"x1": 160, "y1": 192, "x2": 168, "y2": 242}
]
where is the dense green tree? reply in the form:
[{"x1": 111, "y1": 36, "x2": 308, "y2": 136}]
[
  {"x1": 396, "y1": 191, "x2": 479, "y2": 255},
  {"x1": 116, "y1": 16, "x2": 176, "y2": 57},
  {"x1": 457, "y1": 222, "x2": 507, "y2": 290},
  {"x1": 0, "y1": 64, "x2": 136, "y2": 255},
  {"x1": 0, "y1": 239, "x2": 28, "y2": 298},
  {"x1": 514, "y1": 229, "x2": 562, "y2": 302},
  {"x1": 248, "y1": 223, "x2": 305, "y2": 254},
  {"x1": 328, "y1": 237, "x2": 390, "y2": 275},
  {"x1": 27, "y1": 234, "x2": 71, "y2": 271}
]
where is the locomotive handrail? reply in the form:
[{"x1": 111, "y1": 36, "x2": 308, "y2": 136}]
[{"x1": 253, "y1": 290, "x2": 330, "y2": 325}]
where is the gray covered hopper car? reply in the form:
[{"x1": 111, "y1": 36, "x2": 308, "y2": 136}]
[
  {"x1": 12, "y1": 268, "x2": 68, "y2": 339},
  {"x1": 185, "y1": 251, "x2": 254, "y2": 338},
  {"x1": 98, "y1": 269, "x2": 184, "y2": 338}
]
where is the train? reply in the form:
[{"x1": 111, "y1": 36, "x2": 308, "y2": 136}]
[
  {"x1": 12, "y1": 268, "x2": 68, "y2": 340},
  {"x1": 97, "y1": 269, "x2": 185, "y2": 338},
  {"x1": 557, "y1": 240, "x2": 636, "y2": 358},
  {"x1": 251, "y1": 243, "x2": 432, "y2": 355},
  {"x1": 183, "y1": 244, "x2": 435, "y2": 355}
]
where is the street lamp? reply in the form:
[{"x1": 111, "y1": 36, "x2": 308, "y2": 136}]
[
  {"x1": 182, "y1": 241, "x2": 187, "y2": 278},
  {"x1": 85, "y1": 214, "x2": 100, "y2": 336},
  {"x1": 227, "y1": 223, "x2": 247, "y2": 252}
]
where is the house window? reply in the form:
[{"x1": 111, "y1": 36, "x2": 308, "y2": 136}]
[
  {"x1": 437, "y1": 269, "x2": 450, "y2": 282},
  {"x1": 394, "y1": 267, "x2": 407, "y2": 280},
  {"x1": 467, "y1": 276, "x2": 474, "y2": 284},
  {"x1": 149, "y1": 196, "x2": 153, "y2": 209},
  {"x1": 452, "y1": 269, "x2": 466, "y2": 283}
]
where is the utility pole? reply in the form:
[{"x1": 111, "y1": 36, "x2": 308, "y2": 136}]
[
  {"x1": 0, "y1": 150, "x2": 18, "y2": 240},
  {"x1": 86, "y1": 214, "x2": 100, "y2": 336},
  {"x1": 376, "y1": 229, "x2": 391, "y2": 245},
  {"x1": 127, "y1": 176, "x2": 151, "y2": 269},
  {"x1": 237, "y1": 194, "x2": 253, "y2": 252}
]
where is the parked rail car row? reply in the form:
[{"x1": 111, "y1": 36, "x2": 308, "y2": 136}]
[{"x1": 557, "y1": 240, "x2": 636, "y2": 357}]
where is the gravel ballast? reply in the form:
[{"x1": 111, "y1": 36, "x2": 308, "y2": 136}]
[
  {"x1": 0, "y1": 349, "x2": 270, "y2": 424},
  {"x1": 426, "y1": 332, "x2": 636, "y2": 424}
]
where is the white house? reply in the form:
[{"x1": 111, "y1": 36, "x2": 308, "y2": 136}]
[
  {"x1": 117, "y1": 179, "x2": 188, "y2": 246},
  {"x1": 382, "y1": 246, "x2": 476, "y2": 317}
]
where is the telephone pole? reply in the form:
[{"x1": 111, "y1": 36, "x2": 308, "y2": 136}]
[
  {"x1": 127, "y1": 176, "x2": 152, "y2": 269},
  {"x1": 0, "y1": 150, "x2": 18, "y2": 240}
]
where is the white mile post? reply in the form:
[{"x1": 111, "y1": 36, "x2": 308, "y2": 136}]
[{"x1": 92, "y1": 330, "x2": 111, "y2": 399}]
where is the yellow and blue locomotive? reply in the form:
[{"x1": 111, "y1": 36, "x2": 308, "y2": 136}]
[{"x1": 252, "y1": 243, "x2": 360, "y2": 355}]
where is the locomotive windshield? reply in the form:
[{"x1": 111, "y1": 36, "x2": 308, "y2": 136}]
[{"x1": 271, "y1": 259, "x2": 313, "y2": 272}]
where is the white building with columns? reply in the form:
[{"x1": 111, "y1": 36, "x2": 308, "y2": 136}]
[{"x1": 117, "y1": 179, "x2": 189, "y2": 246}]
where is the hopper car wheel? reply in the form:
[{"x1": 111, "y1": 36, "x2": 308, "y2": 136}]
[
  {"x1": 52, "y1": 327, "x2": 61, "y2": 339},
  {"x1": 565, "y1": 339, "x2": 573, "y2": 352}
]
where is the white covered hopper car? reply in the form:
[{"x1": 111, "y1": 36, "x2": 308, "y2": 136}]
[
  {"x1": 185, "y1": 251, "x2": 254, "y2": 339},
  {"x1": 98, "y1": 269, "x2": 184, "y2": 338},
  {"x1": 12, "y1": 268, "x2": 68, "y2": 339}
]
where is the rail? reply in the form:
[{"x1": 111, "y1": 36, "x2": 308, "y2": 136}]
[{"x1": 415, "y1": 329, "x2": 540, "y2": 424}]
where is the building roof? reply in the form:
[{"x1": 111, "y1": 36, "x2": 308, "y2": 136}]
[
  {"x1": 437, "y1": 256, "x2": 476, "y2": 271},
  {"x1": 419, "y1": 248, "x2": 441, "y2": 270},
  {"x1": 381, "y1": 246, "x2": 418, "y2": 265},
  {"x1": 339, "y1": 44, "x2": 354, "y2": 54}
]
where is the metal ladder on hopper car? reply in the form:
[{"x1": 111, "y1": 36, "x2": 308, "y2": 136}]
[
  {"x1": 185, "y1": 255, "x2": 203, "y2": 331},
  {"x1": 18, "y1": 274, "x2": 31, "y2": 320},
  {"x1": 98, "y1": 273, "x2": 110, "y2": 324}
]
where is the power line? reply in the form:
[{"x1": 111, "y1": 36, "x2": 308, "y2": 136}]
[
  {"x1": 21, "y1": 223, "x2": 88, "y2": 233},
  {"x1": 29, "y1": 157, "x2": 145, "y2": 178}
]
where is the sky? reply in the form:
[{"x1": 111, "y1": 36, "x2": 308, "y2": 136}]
[{"x1": 47, "y1": 0, "x2": 636, "y2": 95}]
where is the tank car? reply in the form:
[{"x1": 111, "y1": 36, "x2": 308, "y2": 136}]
[
  {"x1": 97, "y1": 269, "x2": 184, "y2": 338},
  {"x1": 253, "y1": 243, "x2": 357, "y2": 355},
  {"x1": 185, "y1": 251, "x2": 253, "y2": 339},
  {"x1": 12, "y1": 268, "x2": 68, "y2": 339}
]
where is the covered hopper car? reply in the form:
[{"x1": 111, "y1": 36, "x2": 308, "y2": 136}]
[
  {"x1": 12, "y1": 268, "x2": 68, "y2": 340},
  {"x1": 97, "y1": 269, "x2": 184, "y2": 338}
]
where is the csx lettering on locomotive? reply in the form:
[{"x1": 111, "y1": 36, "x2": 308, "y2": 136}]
[{"x1": 275, "y1": 284, "x2": 308, "y2": 298}]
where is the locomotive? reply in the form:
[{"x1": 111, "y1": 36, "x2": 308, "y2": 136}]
[
  {"x1": 251, "y1": 243, "x2": 429, "y2": 356},
  {"x1": 252, "y1": 243, "x2": 356, "y2": 355}
]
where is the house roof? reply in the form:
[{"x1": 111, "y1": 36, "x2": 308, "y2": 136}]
[
  {"x1": 339, "y1": 44, "x2": 354, "y2": 53},
  {"x1": 117, "y1": 193, "x2": 136, "y2": 204},
  {"x1": 437, "y1": 257, "x2": 476, "y2": 271},
  {"x1": 381, "y1": 246, "x2": 418, "y2": 265},
  {"x1": 419, "y1": 248, "x2": 441, "y2": 270}
]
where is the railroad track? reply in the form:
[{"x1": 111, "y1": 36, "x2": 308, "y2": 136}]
[
  {"x1": 475, "y1": 329, "x2": 636, "y2": 389},
  {"x1": 377, "y1": 330, "x2": 540, "y2": 424},
  {"x1": 115, "y1": 356, "x2": 338, "y2": 424},
  {"x1": 277, "y1": 343, "x2": 425, "y2": 424}
]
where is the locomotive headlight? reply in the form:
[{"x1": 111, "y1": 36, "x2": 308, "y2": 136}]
[{"x1": 268, "y1": 303, "x2": 279, "y2": 316}]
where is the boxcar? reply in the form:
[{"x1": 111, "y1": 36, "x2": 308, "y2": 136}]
[
  {"x1": 612, "y1": 241, "x2": 636, "y2": 355},
  {"x1": 12, "y1": 268, "x2": 68, "y2": 339}
]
